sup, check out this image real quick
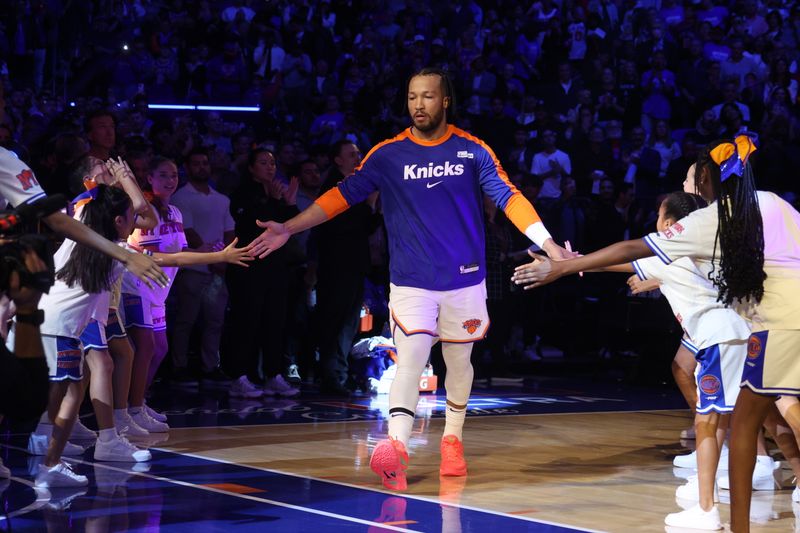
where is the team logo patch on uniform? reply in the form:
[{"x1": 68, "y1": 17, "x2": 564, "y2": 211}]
[
  {"x1": 700, "y1": 374, "x2": 721, "y2": 394},
  {"x1": 748, "y1": 335, "x2": 763, "y2": 359},
  {"x1": 462, "y1": 319, "x2": 482, "y2": 334},
  {"x1": 15, "y1": 169, "x2": 38, "y2": 190}
]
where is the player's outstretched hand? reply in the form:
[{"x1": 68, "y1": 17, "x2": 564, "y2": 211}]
[
  {"x1": 512, "y1": 252, "x2": 565, "y2": 290},
  {"x1": 250, "y1": 220, "x2": 290, "y2": 259},
  {"x1": 221, "y1": 238, "x2": 255, "y2": 267},
  {"x1": 541, "y1": 239, "x2": 579, "y2": 261}
]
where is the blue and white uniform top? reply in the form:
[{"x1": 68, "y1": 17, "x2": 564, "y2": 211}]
[
  {"x1": 39, "y1": 239, "x2": 126, "y2": 339},
  {"x1": 123, "y1": 204, "x2": 187, "y2": 304},
  {"x1": 644, "y1": 191, "x2": 800, "y2": 332},
  {"x1": 0, "y1": 147, "x2": 46, "y2": 208},
  {"x1": 632, "y1": 256, "x2": 750, "y2": 351},
  {"x1": 315, "y1": 125, "x2": 548, "y2": 291}
]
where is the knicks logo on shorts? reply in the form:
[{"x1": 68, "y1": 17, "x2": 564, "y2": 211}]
[
  {"x1": 700, "y1": 375, "x2": 721, "y2": 395},
  {"x1": 462, "y1": 319, "x2": 482, "y2": 335},
  {"x1": 57, "y1": 349, "x2": 82, "y2": 369},
  {"x1": 748, "y1": 336, "x2": 763, "y2": 360},
  {"x1": 123, "y1": 294, "x2": 142, "y2": 306}
]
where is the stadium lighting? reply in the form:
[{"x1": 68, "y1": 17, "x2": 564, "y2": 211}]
[{"x1": 147, "y1": 104, "x2": 260, "y2": 112}]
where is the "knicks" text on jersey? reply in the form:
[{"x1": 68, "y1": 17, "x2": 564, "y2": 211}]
[{"x1": 403, "y1": 162, "x2": 464, "y2": 180}]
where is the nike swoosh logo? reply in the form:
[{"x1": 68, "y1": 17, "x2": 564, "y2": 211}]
[{"x1": 426, "y1": 181, "x2": 444, "y2": 189}]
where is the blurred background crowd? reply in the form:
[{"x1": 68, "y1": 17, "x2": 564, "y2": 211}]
[{"x1": 2, "y1": 0, "x2": 799, "y2": 392}]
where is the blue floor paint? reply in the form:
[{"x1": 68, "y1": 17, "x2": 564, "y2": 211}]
[
  {"x1": 0, "y1": 378, "x2": 685, "y2": 531},
  {"x1": 0, "y1": 448, "x2": 593, "y2": 532}
]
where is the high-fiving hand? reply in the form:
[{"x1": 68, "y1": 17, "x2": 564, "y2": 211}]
[{"x1": 249, "y1": 220, "x2": 290, "y2": 259}]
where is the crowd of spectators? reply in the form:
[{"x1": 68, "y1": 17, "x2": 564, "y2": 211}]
[{"x1": 2, "y1": 0, "x2": 800, "y2": 388}]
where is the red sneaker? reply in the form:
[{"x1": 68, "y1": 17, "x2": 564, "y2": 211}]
[
  {"x1": 439, "y1": 435, "x2": 467, "y2": 477},
  {"x1": 370, "y1": 438, "x2": 409, "y2": 490}
]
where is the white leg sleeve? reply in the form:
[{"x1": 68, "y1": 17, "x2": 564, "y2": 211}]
[{"x1": 388, "y1": 330, "x2": 434, "y2": 447}]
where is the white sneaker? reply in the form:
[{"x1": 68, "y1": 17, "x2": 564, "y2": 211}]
[
  {"x1": 286, "y1": 364, "x2": 302, "y2": 384},
  {"x1": 114, "y1": 410, "x2": 150, "y2": 437},
  {"x1": 35, "y1": 461, "x2": 88, "y2": 488},
  {"x1": 0, "y1": 457, "x2": 9, "y2": 478},
  {"x1": 27, "y1": 431, "x2": 84, "y2": 456},
  {"x1": 793, "y1": 486, "x2": 800, "y2": 503},
  {"x1": 750, "y1": 492, "x2": 777, "y2": 524},
  {"x1": 70, "y1": 419, "x2": 97, "y2": 440},
  {"x1": 144, "y1": 403, "x2": 167, "y2": 423},
  {"x1": 264, "y1": 374, "x2": 300, "y2": 397},
  {"x1": 673, "y1": 467, "x2": 695, "y2": 480},
  {"x1": 230, "y1": 375, "x2": 264, "y2": 398},
  {"x1": 664, "y1": 503, "x2": 722, "y2": 530},
  {"x1": 130, "y1": 409, "x2": 169, "y2": 433},
  {"x1": 675, "y1": 475, "x2": 719, "y2": 502},
  {"x1": 672, "y1": 445, "x2": 729, "y2": 470},
  {"x1": 94, "y1": 434, "x2": 151, "y2": 462},
  {"x1": 717, "y1": 455, "x2": 779, "y2": 490},
  {"x1": 673, "y1": 450, "x2": 697, "y2": 469}
]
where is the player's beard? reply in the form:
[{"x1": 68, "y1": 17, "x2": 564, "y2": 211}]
[{"x1": 413, "y1": 108, "x2": 445, "y2": 133}]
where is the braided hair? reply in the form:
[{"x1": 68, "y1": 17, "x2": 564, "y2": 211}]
[
  {"x1": 662, "y1": 191, "x2": 707, "y2": 221},
  {"x1": 696, "y1": 140, "x2": 766, "y2": 306}
]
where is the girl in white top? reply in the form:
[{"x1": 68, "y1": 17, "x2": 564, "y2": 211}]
[
  {"x1": 121, "y1": 157, "x2": 188, "y2": 429},
  {"x1": 29, "y1": 183, "x2": 252, "y2": 487},
  {"x1": 599, "y1": 191, "x2": 751, "y2": 529},
  {"x1": 512, "y1": 135, "x2": 800, "y2": 532},
  {"x1": 28, "y1": 185, "x2": 152, "y2": 487}
]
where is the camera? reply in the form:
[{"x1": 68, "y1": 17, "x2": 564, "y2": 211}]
[
  {"x1": 0, "y1": 234, "x2": 55, "y2": 294},
  {"x1": 0, "y1": 195, "x2": 67, "y2": 295}
]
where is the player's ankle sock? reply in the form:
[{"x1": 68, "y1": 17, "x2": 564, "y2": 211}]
[
  {"x1": 388, "y1": 407, "x2": 415, "y2": 447},
  {"x1": 443, "y1": 400, "x2": 467, "y2": 440}
]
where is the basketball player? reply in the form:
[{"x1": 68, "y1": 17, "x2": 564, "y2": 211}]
[{"x1": 249, "y1": 67, "x2": 570, "y2": 490}]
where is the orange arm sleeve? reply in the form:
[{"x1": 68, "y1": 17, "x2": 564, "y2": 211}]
[
  {"x1": 314, "y1": 186, "x2": 350, "y2": 219},
  {"x1": 503, "y1": 193, "x2": 542, "y2": 234}
]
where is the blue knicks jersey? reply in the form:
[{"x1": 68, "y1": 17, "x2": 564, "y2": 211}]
[{"x1": 316, "y1": 125, "x2": 541, "y2": 291}]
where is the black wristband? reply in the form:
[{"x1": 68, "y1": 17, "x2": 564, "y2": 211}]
[{"x1": 16, "y1": 309, "x2": 44, "y2": 326}]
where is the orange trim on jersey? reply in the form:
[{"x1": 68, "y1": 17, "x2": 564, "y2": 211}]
[
  {"x1": 451, "y1": 127, "x2": 543, "y2": 233},
  {"x1": 440, "y1": 319, "x2": 491, "y2": 343},
  {"x1": 390, "y1": 309, "x2": 438, "y2": 337},
  {"x1": 314, "y1": 187, "x2": 350, "y2": 219},
  {"x1": 403, "y1": 124, "x2": 455, "y2": 147},
  {"x1": 355, "y1": 131, "x2": 408, "y2": 172}
]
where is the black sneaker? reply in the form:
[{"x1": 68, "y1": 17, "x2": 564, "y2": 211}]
[
  {"x1": 285, "y1": 364, "x2": 301, "y2": 384},
  {"x1": 202, "y1": 367, "x2": 232, "y2": 385},
  {"x1": 172, "y1": 368, "x2": 198, "y2": 386}
]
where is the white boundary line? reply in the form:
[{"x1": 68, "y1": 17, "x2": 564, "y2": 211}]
[
  {"x1": 153, "y1": 448, "x2": 605, "y2": 533},
  {"x1": 0, "y1": 446, "x2": 418, "y2": 533},
  {"x1": 0, "y1": 476, "x2": 50, "y2": 521}
]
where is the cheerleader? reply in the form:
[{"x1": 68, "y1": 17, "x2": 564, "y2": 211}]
[
  {"x1": 26, "y1": 184, "x2": 251, "y2": 488},
  {"x1": 513, "y1": 135, "x2": 800, "y2": 532}
]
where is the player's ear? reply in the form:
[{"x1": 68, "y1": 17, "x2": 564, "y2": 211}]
[{"x1": 443, "y1": 96, "x2": 450, "y2": 109}]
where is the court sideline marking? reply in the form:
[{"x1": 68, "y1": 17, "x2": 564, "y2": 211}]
[
  {"x1": 155, "y1": 447, "x2": 604, "y2": 533},
  {"x1": 0, "y1": 444, "x2": 417, "y2": 532}
]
